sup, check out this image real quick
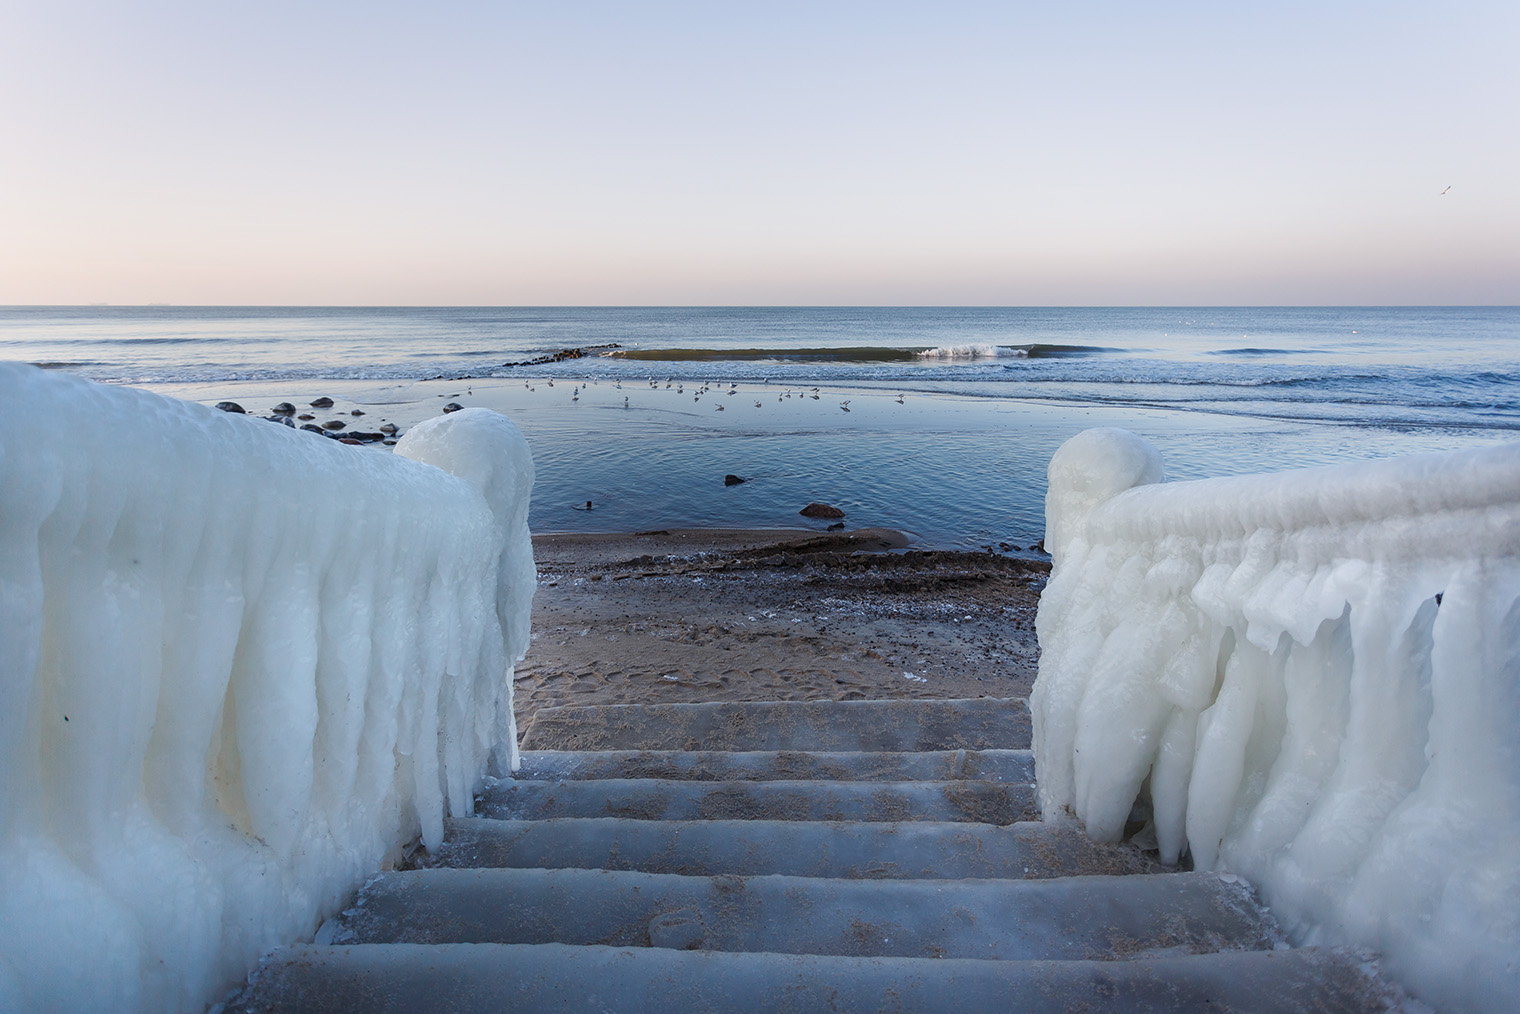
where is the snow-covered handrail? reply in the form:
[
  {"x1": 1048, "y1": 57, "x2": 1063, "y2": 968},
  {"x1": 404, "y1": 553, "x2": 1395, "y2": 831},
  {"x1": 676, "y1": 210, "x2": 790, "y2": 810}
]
[
  {"x1": 1033, "y1": 428, "x2": 1520, "y2": 1013},
  {"x1": 0, "y1": 366, "x2": 535, "y2": 1013}
]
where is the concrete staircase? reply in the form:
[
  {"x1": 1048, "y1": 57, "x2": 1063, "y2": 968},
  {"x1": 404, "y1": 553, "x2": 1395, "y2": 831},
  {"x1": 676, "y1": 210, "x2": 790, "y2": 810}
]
[{"x1": 232, "y1": 698, "x2": 1395, "y2": 1012}]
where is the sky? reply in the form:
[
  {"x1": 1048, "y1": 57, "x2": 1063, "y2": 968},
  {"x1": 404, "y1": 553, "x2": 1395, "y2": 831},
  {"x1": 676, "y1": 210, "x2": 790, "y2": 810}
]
[{"x1": 1, "y1": 1, "x2": 1516, "y2": 306}]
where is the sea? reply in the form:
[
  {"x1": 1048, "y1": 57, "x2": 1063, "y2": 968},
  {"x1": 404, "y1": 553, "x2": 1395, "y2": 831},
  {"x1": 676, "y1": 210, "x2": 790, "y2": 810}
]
[{"x1": 3, "y1": 305, "x2": 1517, "y2": 548}]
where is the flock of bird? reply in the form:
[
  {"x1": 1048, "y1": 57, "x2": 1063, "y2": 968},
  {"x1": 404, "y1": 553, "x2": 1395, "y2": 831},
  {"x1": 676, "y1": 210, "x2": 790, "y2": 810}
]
[{"x1": 517, "y1": 376, "x2": 906, "y2": 413}]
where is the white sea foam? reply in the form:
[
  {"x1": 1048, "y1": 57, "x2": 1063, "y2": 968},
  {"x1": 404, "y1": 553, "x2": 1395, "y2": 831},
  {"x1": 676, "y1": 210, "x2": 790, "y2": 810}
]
[
  {"x1": 1033, "y1": 428, "x2": 1520, "y2": 1013},
  {"x1": 0, "y1": 365, "x2": 535, "y2": 1013},
  {"x1": 915, "y1": 343, "x2": 1025, "y2": 359}
]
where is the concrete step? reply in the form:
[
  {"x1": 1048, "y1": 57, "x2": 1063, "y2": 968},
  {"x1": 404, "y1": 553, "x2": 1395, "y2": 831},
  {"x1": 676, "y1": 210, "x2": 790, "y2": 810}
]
[
  {"x1": 432, "y1": 816, "x2": 1159, "y2": 880},
  {"x1": 479, "y1": 778, "x2": 1037, "y2": 824},
  {"x1": 337, "y1": 867, "x2": 1277, "y2": 960},
  {"x1": 515, "y1": 748, "x2": 1034, "y2": 783},
  {"x1": 236, "y1": 943, "x2": 1394, "y2": 1013},
  {"x1": 518, "y1": 697, "x2": 1031, "y2": 752}
]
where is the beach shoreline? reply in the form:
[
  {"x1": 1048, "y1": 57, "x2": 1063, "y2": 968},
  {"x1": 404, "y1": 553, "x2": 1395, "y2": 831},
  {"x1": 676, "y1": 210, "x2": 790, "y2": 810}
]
[{"x1": 514, "y1": 526, "x2": 1049, "y2": 740}]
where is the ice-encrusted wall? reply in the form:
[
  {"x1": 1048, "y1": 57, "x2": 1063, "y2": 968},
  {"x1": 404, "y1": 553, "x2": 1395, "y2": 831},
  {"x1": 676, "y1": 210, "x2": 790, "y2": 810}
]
[
  {"x1": 1033, "y1": 428, "x2": 1519, "y2": 1013},
  {"x1": 0, "y1": 365, "x2": 535, "y2": 1013}
]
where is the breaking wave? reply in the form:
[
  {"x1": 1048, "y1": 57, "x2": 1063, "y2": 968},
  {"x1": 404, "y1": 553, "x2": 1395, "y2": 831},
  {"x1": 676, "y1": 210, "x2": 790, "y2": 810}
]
[{"x1": 604, "y1": 343, "x2": 1118, "y2": 365}]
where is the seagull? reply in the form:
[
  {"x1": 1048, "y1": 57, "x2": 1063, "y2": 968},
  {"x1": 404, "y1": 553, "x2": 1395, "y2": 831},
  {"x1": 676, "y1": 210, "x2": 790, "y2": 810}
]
[
  {"x1": 755, "y1": 400, "x2": 762, "y2": 408},
  {"x1": 896, "y1": 394, "x2": 905, "y2": 404},
  {"x1": 840, "y1": 400, "x2": 851, "y2": 412},
  {"x1": 1441, "y1": 185, "x2": 1452, "y2": 195},
  {"x1": 715, "y1": 404, "x2": 724, "y2": 411},
  {"x1": 547, "y1": 379, "x2": 554, "y2": 387},
  {"x1": 624, "y1": 396, "x2": 629, "y2": 407}
]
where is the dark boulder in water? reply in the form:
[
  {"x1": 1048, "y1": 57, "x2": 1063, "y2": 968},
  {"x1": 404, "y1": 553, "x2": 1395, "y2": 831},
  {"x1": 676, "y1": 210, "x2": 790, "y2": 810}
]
[
  {"x1": 828, "y1": 522, "x2": 846, "y2": 531},
  {"x1": 310, "y1": 396, "x2": 334, "y2": 408},
  {"x1": 300, "y1": 423, "x2": 324, "y2": 434},
  {"x1": 800, "y1": 502, "x2": 845, "y2": 519},
  {"x1": 724, "y1": 474, "x2": 746, "y2": 486},
  {"x1": 272, "y1": 402, "x2": 296, "y2": 416},
  {"x1": 379, "y1": 422, "x2": 398, "y2": 435},
  {"x1": 322, "y1": 419, "x2": 347, "y2": 431},
  {"x1": 215, "y1": 401, "x2": 245, "y2": 414},
  {"x1": 443, "y1": 403, "x2": 464, "y2": 413}
]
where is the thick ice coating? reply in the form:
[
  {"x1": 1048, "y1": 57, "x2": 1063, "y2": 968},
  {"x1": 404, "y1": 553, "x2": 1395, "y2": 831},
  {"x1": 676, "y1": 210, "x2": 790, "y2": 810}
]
[
  {"x1": 1033, "y1": 428, "x2": 1520, "y2": 1013},
  {"x1": 0, "y1": 366, "x2": 535, "y2": 1013}
]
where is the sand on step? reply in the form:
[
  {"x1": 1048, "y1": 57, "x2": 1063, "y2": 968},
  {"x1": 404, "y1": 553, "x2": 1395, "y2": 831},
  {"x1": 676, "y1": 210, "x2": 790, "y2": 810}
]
[{"x1": 519, "y1": 698, "x2": 1032, "y2": 752}]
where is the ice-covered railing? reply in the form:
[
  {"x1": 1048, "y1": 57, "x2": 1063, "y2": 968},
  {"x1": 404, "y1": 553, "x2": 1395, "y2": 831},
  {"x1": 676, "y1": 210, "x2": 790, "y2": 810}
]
[
  {"x1": 0, "y1": 365, "x2": 535, "y2": 1013},
  {"x1": 1033, "y1": 428, "x2": 1519, "y2": 1013}
]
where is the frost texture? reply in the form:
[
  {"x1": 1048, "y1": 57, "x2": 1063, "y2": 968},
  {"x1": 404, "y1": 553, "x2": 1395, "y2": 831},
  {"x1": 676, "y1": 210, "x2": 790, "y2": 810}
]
[
  {"x1": 0, "y1": 365, "x2": 535, "y2": 1013},
  {"x1": 1033, "y1": 427, "x2": 1520, "y2": 1013}
]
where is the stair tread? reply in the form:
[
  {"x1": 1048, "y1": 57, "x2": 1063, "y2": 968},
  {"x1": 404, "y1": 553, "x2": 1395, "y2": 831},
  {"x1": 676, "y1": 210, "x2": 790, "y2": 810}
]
[
  {"x1": 340, "y1": 866, "x2": 1279, "y2": 959},
  {"x1": 514, "y1": 748, "x2": 1034, "y2": 783},
  {"x1": 237, "y1": 942, "x2": 1396, "y2": 1014},
  {"x1": 432, "y1": 816, "x2": 1160, "y2": 880},
  {"x1": 519, "y1": 697, "x2": 1031, "y2": 752},
  {"x1": 481, "y1": 777, "x2": 1037, "y2": 824}
]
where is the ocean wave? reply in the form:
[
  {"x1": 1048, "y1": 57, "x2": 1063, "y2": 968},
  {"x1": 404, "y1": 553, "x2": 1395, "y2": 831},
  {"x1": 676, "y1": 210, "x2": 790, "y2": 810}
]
[
  {"x1": 1018, "y1": 343, "x2": 1124, "y2": 358},
  {"x1": 609, "y1": 346, "x2": 927, "y2": 364},
  {"x1": 1207, "y1": 347, "x2": 1331, "y2": 356},
  {"x1": 602, "y1": 343, "x2": 1121, "y2": 365},
  {"x1": 915, "y1": 344, "x2": 1025, "y2": 360}
]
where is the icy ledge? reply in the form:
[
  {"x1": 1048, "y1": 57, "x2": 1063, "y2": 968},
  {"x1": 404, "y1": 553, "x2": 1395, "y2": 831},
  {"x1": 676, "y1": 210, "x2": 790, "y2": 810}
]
[
  {"x1": 1033, "y1": 428, "x2": 1519, "y2": 1013},
  {"x1": 0, "y1": 366, "x2": 535, "y2": 1013}
]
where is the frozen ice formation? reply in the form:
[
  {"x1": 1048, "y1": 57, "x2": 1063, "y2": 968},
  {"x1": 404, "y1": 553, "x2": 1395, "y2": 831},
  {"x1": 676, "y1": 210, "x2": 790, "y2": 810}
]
[
  {"x1": 1033, "y1": 427, "x2": 1520, "y2": 1013},
  {"x1": 0, "y1": 365, "x2": 535, "y2": 1013}
]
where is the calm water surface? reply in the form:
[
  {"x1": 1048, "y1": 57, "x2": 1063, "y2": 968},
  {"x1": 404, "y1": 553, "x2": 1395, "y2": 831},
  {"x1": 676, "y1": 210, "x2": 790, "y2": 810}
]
[{"x1": 4, "y1": 306, "x2": 1515, "y2": 546}]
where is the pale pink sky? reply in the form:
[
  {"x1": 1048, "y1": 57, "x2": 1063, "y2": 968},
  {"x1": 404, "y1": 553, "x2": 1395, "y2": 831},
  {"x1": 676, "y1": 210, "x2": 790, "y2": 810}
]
[{"x1": 2, "y1": 1, "x2": 1516, "y2": 305}]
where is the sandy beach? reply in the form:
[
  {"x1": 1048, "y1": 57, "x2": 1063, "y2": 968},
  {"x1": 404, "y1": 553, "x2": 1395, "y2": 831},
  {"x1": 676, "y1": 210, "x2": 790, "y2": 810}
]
[{"x1": 513, "y1": 527, "x2": 1049, "y2": 741}]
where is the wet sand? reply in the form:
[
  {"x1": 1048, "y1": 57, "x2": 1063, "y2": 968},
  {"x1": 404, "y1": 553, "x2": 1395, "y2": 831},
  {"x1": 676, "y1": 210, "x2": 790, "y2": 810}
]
[{"x1": 514, "y1": 527, "x2": 1049, "y2": 742}]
